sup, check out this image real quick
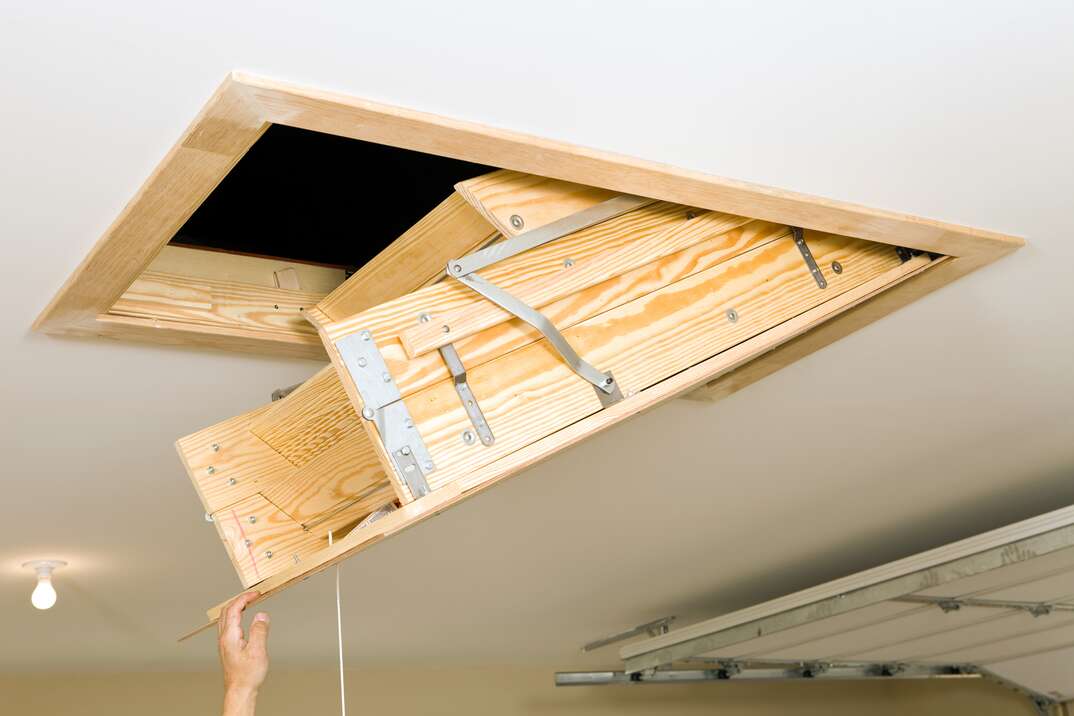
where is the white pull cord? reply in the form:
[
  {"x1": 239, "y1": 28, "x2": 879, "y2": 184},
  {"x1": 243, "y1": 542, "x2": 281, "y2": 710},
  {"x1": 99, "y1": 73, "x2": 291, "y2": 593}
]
[{"x1": 328, "y1": 531, "x2": 347, "y2": 716}]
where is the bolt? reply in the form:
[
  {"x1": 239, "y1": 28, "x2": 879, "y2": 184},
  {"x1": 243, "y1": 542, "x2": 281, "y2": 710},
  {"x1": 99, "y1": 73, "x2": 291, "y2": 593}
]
[
  {"x1": 248, "y1": 516, "x2": 257, "y2": 524},
  {"x1": 563, "y1": 258, "x2": 575, "y2": 268},
  {"x1": 357, "y1": 357, "x2": 368, "y2": 367},
  {"x1": 604, "y1": 376, "x2": 614, "y2": 386},
  {"x1": 228, "y1": 478, "x2": 236, "y2": 486},
  {"x1": 419, "y1": 313, "x2": 431, "y2": 323},
  {"x1": 211, "y1": 443, "x2": 220, "y2": 452},
  {"x1": 400, "y1": 446, "x2": 412, "y2": 456},
  {"x1": 206, "y1": 466, "x2": 215, "y2": 475},
  {"x1": 264, "y1": 551, "x2": 273, "y2": 559},
  {"x1": 510, "y1": 214, "x2": 524, "y2": 230},
  {"x1": 726, "y1": 308, "x2": 738, "y2": 323},
  {"x1": 451, "y1": 263, "x2": 463, "y2": 274},
  {"x1": 462, "y1": 430, "x2": 476, "y2": 445},
  {"x1": 831, "y1": 260, "x2": 843, "y2": 274},
  {"x1": 362, "y1": 407, "x2": 375, "y2": 420}
]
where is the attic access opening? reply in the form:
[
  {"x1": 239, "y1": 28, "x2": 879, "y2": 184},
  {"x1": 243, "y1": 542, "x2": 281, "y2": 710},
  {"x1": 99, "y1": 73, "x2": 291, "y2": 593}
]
[
  {"x1": 169, "y1": 124, "x2": 496, "y2": 269},
  {"x1": 35, "y1": 72, "x2": 1021, "y2": 384}
]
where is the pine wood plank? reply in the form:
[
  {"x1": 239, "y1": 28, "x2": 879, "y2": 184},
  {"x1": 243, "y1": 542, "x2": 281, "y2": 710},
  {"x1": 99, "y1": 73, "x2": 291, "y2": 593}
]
[
  {"x1": 399, "y1": 209, "x2": 754, "y2": 358},
  {"x1": 393, "y1": 234, "x2": 905, "y2": 496},
  {"x1": 316, "y1": 192, "x2": 499, "y2": 322},
  {"x1": 196, "y1": 252, "x2": 939, "y2": 627},
  {"x1": 149, "y1": 245, "x2": 346, "y2": 293},
  {"x1": 248, "y1": 365, "x2": 358, "y2": 468},
  {"x1": 345, "y1": 219, "x2": 790, "y2": 403},
  {"x1": 242, "y1": 72, "x2": 1022, "y2": 259},
  {"x1": 176, "y1": 405, "x2": 295, "y2": 515},
  {"x1": 455, "y1": 169, "x2": 619, "y2": 237},
  {"x1": 259, "y1": 429, "x2": 392, "y2": 527},
  {"x1": 111, "y1": 271, "x2": 323, "y2": 336}
]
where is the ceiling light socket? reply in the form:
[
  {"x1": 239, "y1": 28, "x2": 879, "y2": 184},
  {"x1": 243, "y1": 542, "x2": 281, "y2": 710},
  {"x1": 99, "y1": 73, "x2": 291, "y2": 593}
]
[{"x1": 22, "y1": 560, "x2": 67, "y2": 610}]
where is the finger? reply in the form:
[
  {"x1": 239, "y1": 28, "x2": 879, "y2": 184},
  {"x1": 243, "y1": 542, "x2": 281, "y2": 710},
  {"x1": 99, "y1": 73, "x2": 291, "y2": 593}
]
[
  {"x1": 247, "y1": 612, "x2": 271, "y2": 655},
  {"x1": 220, "y1": 591, "x2": 260, "y2": 640}
]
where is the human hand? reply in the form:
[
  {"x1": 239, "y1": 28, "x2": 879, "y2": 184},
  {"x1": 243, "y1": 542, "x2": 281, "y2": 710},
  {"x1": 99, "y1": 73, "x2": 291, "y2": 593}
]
[{"x1": 219, "y1": 591, "x2": 270, "y2": 716}]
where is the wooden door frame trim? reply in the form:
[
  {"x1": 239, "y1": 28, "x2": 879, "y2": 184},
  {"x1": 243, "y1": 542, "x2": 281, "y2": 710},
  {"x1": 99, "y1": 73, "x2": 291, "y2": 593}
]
[{"x1": 34, "y1": 71, "x2": 1022, "y2": 372}]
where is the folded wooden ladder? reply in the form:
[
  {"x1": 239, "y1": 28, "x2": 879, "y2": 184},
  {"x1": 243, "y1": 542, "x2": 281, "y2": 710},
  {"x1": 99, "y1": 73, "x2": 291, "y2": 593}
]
[{"x1": 178, "y1": 169, "x2": 943, "y2": 632}]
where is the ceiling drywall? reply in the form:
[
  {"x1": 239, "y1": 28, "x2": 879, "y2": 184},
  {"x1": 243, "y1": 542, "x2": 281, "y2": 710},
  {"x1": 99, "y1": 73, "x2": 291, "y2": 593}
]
[{"x1": 1, "y1": 0, "x2": 1072, "y2": 677}]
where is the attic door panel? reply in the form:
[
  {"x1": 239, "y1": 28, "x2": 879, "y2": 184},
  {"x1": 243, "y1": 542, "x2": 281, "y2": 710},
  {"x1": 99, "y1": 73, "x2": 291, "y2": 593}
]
[{"x1": 313, "y1": 188, "x2": 938, "y2": 503}]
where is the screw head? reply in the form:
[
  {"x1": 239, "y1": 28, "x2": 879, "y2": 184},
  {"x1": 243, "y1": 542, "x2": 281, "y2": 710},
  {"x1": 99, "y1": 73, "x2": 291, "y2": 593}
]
[
  {"x1": 356, "y1": 357, "x2": 368, "y2": 367},
  {"x1": 248, "y1": 516, "x2": 257, "y2": 524},
  {"x1": 244, "y1": 539, "x2": 252, "y2": 547},
  {"x1": 382, "y1": 372, "x2": 392, "y2": 383},
  {"x1": 228, "y1": 478, "x2": 237, "y2": 486},
  {"x1": 419, "y1": 313, "x2": 431, "y2": 323},
  {"x1": 564, "y1": 258, "x2": 575, "y2": 268},
  {"x1": 206, "y1": 466, "x2": 215, "y2": 475},
  {"x1": 686, "y1": 211, "x2": 697, "y2": 220},
  {"x1": 462, "y1": 430, "x2": 476, "y2": 445},
  {"x1": 360, "y1": 330, "x2": 371, "y2": 341},
  {"x1": 423, "y1": 461, "x2": 434, "y2": 471},
  {"x1": 211, "y1": 443, "x2": 220, "y2": 452},
  {"x1": 481, "y1": 435, "x2": 494, "y2": 446},
  {"x1": 404, "y1": 418, "x2": 414, "y2": 429},
  {"x1": 509, "y1": 214, "x2": 524, "y2": 230},
  {"x1": 451, "y1": 263, "x2": 463, "y2": 274},
  {"x1": 726, "y1": 308, "x2": 738, "y2": 323},
  {"x1": 362, "y1": 406, "x2": 375, "y2": 420},
  {"x1": 264, "y1": 551, "x2": 273, "y2": 559},
  {"x1": 831, "y1": 260, "x2": 843, "y2": 274},
  {"x1": 441, "y1": 325, "x2": 451, "y2": 334},
  {"x1": 400, "y1": 446, "x2": 412, "y2": 456}
]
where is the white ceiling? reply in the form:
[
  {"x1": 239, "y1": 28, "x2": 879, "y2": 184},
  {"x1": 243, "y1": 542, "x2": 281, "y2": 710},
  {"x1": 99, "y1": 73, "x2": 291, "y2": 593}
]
[{"x1": 1, "y1": 1, "x2": 1072, "y2": 674}]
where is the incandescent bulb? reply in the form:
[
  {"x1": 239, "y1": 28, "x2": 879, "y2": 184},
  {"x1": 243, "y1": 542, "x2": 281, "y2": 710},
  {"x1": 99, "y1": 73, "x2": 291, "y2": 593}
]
[{"x1": 31, "y1": 577, "x2": 57, "y2": 610}]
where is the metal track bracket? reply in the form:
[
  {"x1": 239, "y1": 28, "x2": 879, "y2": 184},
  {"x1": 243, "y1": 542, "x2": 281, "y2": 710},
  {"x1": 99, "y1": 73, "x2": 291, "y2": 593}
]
[
  {"x1": 791, "y1": 226, "x2": 828, "y2": 289},
  {"x1": 336, "y1": 330, "x2": 434, "y2": 499},
  {"x1": 439, "y1": 342, "x2": 495, "y2": 446}
]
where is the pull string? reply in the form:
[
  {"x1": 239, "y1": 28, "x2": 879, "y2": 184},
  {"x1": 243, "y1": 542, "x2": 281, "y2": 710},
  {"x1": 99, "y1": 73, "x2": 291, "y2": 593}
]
[{"x1": 328, "y1": 531, "x2": 347, "y2": 716}]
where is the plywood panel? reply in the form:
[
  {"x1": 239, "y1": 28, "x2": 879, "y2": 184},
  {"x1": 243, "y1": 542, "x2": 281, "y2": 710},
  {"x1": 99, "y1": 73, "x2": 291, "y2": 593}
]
[{"x1": 921, "y1": 614, "x2": 1074, "y2": 664}]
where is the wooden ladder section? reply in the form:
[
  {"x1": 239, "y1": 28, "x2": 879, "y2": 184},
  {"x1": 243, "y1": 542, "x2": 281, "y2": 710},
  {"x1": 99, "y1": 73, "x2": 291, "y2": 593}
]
[{"x1": 179, "y1": 169, "x2": 945, "y2": 634}]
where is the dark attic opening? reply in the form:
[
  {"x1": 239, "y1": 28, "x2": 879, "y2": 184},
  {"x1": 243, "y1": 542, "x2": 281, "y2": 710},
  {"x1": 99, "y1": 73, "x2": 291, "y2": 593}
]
[{"x1": 169, "y1": 124, "x2": 497, "y2": 269}]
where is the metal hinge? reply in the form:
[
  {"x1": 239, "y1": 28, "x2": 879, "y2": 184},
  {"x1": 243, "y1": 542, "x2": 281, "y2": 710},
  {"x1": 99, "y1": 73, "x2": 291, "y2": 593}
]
[
  {"x1": 335, "y1": 330, "x2": 434, "y2": 498},
  {"x1": 791, "y1": 226, "x2": 827, "y2": 289}
]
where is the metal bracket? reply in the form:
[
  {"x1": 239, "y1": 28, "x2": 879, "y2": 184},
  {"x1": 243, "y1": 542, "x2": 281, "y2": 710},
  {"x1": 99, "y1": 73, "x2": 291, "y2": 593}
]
[
  {"x1": 448, "y1": 195, "x2": 651, "y2": 277},
  {"x1": 791, "y1": 226, "x2": 827, "y2": 289},
  {"x1": 897, "y1": 594, "x2": 1074, "y2": 617},
  {"x1": 444, "y1": 198, "x2": 639, "y2": 408},
  {"x1": 439, "y1": 342, "x2": 494, "y2": 446},
  {"x1": 454, "y1": 272, "x2": 623, "y2": 406},
  {"x1": 336, "y1": 330, "x2": 434, "y2": 499}
]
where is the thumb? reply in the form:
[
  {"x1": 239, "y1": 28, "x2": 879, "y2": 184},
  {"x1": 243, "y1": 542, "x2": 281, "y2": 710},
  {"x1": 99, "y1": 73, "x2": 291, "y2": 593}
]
[{"x1": 247, "y1": 612, "x2": 270, "y2": 654}]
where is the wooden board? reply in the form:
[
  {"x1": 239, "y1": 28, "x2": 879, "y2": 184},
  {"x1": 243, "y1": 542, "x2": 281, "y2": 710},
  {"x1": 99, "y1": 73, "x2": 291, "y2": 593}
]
[
  {"x1": 317, "y1": 192, "x2": 499, "y2": 322},
  {"x1": 36, "y1": 72, "x2": 1021, "y2": 364},
  {"x1": 455, "y1": 169, "x2": 618, "y2": 237},
  {"x1": 318, "y1": 228, "x2": 906, "y2": 501},
  {"x1": 149, "y1": 245, "x2": 346, "y2": 294},
  {"x1": 186, "y1": 253, "x2": 940, "y2": 634},
  {"x1": 176, "y1": 393, "x2": 396, "y2": 587}
]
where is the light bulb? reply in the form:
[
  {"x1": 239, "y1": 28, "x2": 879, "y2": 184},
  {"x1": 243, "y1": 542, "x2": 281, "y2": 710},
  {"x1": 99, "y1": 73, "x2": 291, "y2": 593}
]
[
  {"x1": 22, "y1": 560, "x2": 67, "y2": 611},
  {"x1": 31, "y1": 577, "x2": 57, "y2": 610}
]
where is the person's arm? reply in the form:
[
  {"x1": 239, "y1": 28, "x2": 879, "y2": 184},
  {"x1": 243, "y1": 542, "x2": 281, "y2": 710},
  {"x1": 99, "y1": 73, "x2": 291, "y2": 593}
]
[{"x1": 218, "y1": 591, "x2": 270, "y2": 716}]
